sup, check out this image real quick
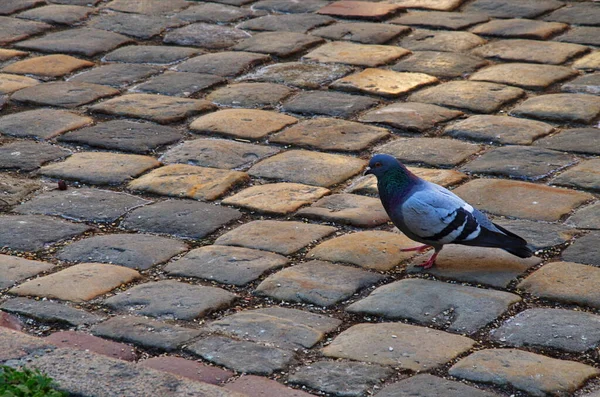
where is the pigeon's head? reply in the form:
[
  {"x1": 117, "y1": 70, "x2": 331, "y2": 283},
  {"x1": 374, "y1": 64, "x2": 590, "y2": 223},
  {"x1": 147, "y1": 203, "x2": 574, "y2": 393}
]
[{"x1": 364, "y1": 154, "x2": 402, "y2": 178}]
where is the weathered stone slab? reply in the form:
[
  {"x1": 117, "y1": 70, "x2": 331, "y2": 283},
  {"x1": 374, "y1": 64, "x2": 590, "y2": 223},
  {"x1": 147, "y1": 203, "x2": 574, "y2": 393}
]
[
  {"x1": 0, "y1": 175, "x2": 41, "y2": 211},
  {"x1": 399, "y1": 29, "x2": 486, "y2": 52},
  {"x1": 391, "y1": 11, "x2": 489, "y2": 30},
  {"x1": 57, "y1": 233, "x2": 188, "y2": 270},
  {"x1": 317, "y1": 1, "x2": 402, "y2": 20},
  {"x1": 495, "y1": 218, "x2": 577, "y2": 250},
  {"x1": 574, "y1": 51, "x2": 600, "y2": 71},
  {"x1": 239, "y1": 14, "x2": 334, "y2": 33},
  {"x1": 568, "y1": 202, "x2": 600, "y2": 230},
  {"x1": 360, "y1": 102, "x2": 462, "y2": 132},
  {"x1": 255, "y1": 260, "x2": 384, "y2": 306},
  {"x1": 0, "y1": 254, "x2": 53, "y2": 289},
  {"x1": 323, "y1": 322, "x2": 475, "y2": 371},
  {"x1": 0, "y1": 49, "x2": 27, "y2": 61},
  {"x1": 92, "y1": 316, "x2": 201, "y2": 351},
  {"x1": 304, "y1": 42, "x2": 409, "y2": 67},
  {"x1": 0, "y1": 297, "x2": 103, "y2": 326},
  {"x1": 215, "y1": 220, "x2": 336, "y2": 255},
  {"x1": 45, "y1": 331, "x2": 136, "y2": 361},
  {"x1": 205, "y1": 82, "x2": 292, "y2": 108},
  {"x1": 0, "y1": 215, "x2": 92, "y2": 252},
  {"x1": 164, "y1": 23, "x2": 250, "y2": 49},
  {"x1": 562, "y1": 73, "x2": 600, "y2": 95},
  {"x1": 510, "y1": 94, "x2": 600, "y2": 124},
  {"x1": 253, "y1": 0, "x2": 328, "y2": 13},
  {"x1": 470, "y1": 63, "x2": 576, "y2": 90},
  {"x1": 105, "y1": 0, "x2": 189, "y2": 15},
  {"x1": 104, "y1": 280, "x2": 236, "y2": 320},
  {"x1": 89, "y1": 12, "x2": 185, "y2": 40},
  {"x1": 225, "y1": 375, "x2": 314, "y2": 397},
  {"x1": 104, "y1": 45, "x2": 200, "y2": 65},
  {"x1": 377, "y1": 137, "x2": 481, "y2": 167},
  {"x1": 552, "y1": 159, "x2": 600, "y2": 192},
  {"x1": 562, "y1": 232, "x2": 600, "y2": 267},
  {"x1": 243, "y1": 61, "x2": 353, "y2": 89},
  {"x1": 465, "y1": 0, "x2": 563, "y2": 18},
  {"x1": 176, "y1": 51, "x2": 270, "y2": 77},
  {"x1": 348, "y1": 279, "x2": 520, "y2": 334},
  {"x1": 472, "y1": 39, "x2": 588, "y2": 65},
  {"x1": 297, "y1": 193, "x2": 389, "y2": 228},
  {"x1": 165, "y1": 245, "x2": 288, "y2": 286},
  {"x1": 0, "y1": 109, "x2": 92, "y2": 140},
  {"x1": 332, "y1": 68, "x2": 438, "y2": 97},
  {"x1": 17, "y1": 4, "x2": 92, "y2": 25},
  {"x1": 10, "y1": 263, "x2": 140, "y2": 302},
  {"x1": 0, "y1": 141, "x2": 70, "y2": 172},
  {"x1": 3, "y1": 54, "x2": 92, "y2": 78},
  {"x1": 121, "y1": 200, "x2": 242, "y2": 240},
  {"x1": 134, "y1": 71, "x2": 225, "y2": 97},
  {"x1": 449, "y1": 349, "x2": 599, "y2": 397},
  {"x1": 446, "y1": 115, "x2": 554, "y2": 145},
  {"x1": 312, "y1": 22, "x2": 409, "y2": 44},
  {"x1": 390, "y1": 0, "x2": 464, "y2": 11},
  {"x1": 11, "y1": 81, "x2": 119, "y2": 108},
  {"x1": 557, "y1": 27, "x2": 600, "y2": 47},
  {"x1": 471, "y1": 18, "x2": 567, "y2": 40},
  {"x1": 544, "y1": 3, "x2": 600, "y2": 26},
  {"x1": 0, "y1": 326, "x2": 53, "y2": 362},
  {"x1": 0, "y1": 73, "x2": 39, "y2": 94},
  {"x1": 392, "y1": 50, "x2": 488, "y2": 78},
  {"x1": 232, "y1": 32, "x2": 324, "y2": 57},
  {"x1": 377, "y1": 374, "x2": 500, "y2": 397},
  {"x1": 140, "y1": 356, "x2": 233, "y2": 385},
  {"x1": 0, "y1": 16, "x2": 50, "y2": 46},
  {"x1": 69, "y1": 63, "x2": 159, "y2": 88},
  {"x1": 282, "y1": 91, "x2": 378, "y2": 118},
  {"x1": 15, "y1": 188, "x2": 150, "y2": 223},
  {"x1": 0, "y1": 0, "x2": 46, "y2": 15},
  {"x1": 535, "y1": 128, "x2": 600, "y2": 155},
  {"x1": 407, "y1": 245, "x2": 541, "y2": 288},
  {"x1": 176, "y1": 3, "x2": 254, "y2": 23}
]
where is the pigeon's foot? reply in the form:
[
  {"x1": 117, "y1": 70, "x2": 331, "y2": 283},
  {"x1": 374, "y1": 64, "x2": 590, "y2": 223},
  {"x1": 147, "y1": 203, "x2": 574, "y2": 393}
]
[
  {"x1": 401, "y1": 245, "x2": 432, "y2": 253},
  {"x1": 415, "y1": 251, "x2": 439, "y2": 269}
]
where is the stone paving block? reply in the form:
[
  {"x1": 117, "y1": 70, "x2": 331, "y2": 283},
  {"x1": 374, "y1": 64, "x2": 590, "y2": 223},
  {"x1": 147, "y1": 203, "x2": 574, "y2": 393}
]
[
  {"x1": 297, "y1": 193, "x2": 389, "y2": 228},
  {"x1": 15, "y1": 187, "x2": 150, "y2": 223},
  {"x1": 89, "y1": 93, "x2": 216, "y2": 124},
  {"x1": 449, "y1": 349, "x2": 599, "y2": 397},
  {"x1": 232, "y1": 32, "x2": 325, "y2": 58},
  {"x1": 562, "y1": 73, "x2": 600, "y2": 95},
  {"x1": 0, "y1": 141, "x2": 70, "y2": 172},
  {"x1": 323, "y1": 322, "x2": 475, "y2": 371},
  {"x1": 568, "y1": 201, "x2": 600, "y2": 230},
  {"x1": 0, "y1": 108, "x2": 92, "y2": 140},
  {"x1": 2, "y1": 54, "x2": 93, "y2": 78},
  {"x1": 225, "y1": 375, "x2": 315, "y2": 397},
  {"x1": 10, "y1": 263, "x2": 140, "y2": 302},
  {"x1": 332, "y1": 68, "x2": 438, "y2": 97},
  {"x1": 377, "y1": 374, "x2": 500, "y2": 397},
  {"x1": 17, "y1": 4, "x2": 92, "y2": 25},
  {"x1": 160, "y1": 138, "x2": 278, "y2": 170},
  {"x1": 176, "y1": 51, "x2": 270, "y2": 77},
  {"x1": 128, "y1": 164, "x2": 248, "y2": 201},
  {"x1": 465, "y1": 0, "x2": 563, "y2": 18},
  {"x1": 0, "y1": 48, "x2": 28, "y2": 61},
  {"x1": 534, "y1": 128, "x2": 600, "y2": 155},
  {"x1": 215, "y1": 220, "x2": 336, "y2": 255},
  {"x1": 304, "y1": 42, "x2": 409, "y2": 68},
  {"x1": 462, "y1": 146, "x2": 575, "y2": 181},
  {"x1": 349, "y1": 168, "x2": 467, "y2": 195},
  {"x1": 165, "y1": 245, "x2": 288, "y2": 286},
  {"x1": 45, "y1": 331, "x2": 136, "y2": 361},
  {"x1": 472, "y1": 39, "x2": 588, "y2": 65},
  {"x1": 552, "y1": 159, "x2": 600, "y2": 192},
  {"x1": 256, "y1": 260, "x2": 383, "y2": 306},
  {"x1": 0, "y1": 326, "x2": 53, "y2": 362},
  {"x1": 205, "y1": 82, "x2": 293, "y2": 108},
  {"x1": 544, "y1": 3, "x2": 600, "y2": 26},
  {"x1": 39, "y1": 152, "x2": 160, "y2": 186},
  {"x1": 243, "y1": 61, "x2": 353, "y2": 89},
  {"x1": 272, "y1": 118, "x2": 388, "y2": 152},
  {"x1": 289, "y1": 361, "x2": 393, "y2": 397},
  {"x1": 453, "y1": 178, "x2": 593, "y2": 222},
  {"x1": 574, "y1": 51, "x2": 600, "y2": 71},
  {"x1": 69, "y1": 63, "x2": 159, "y2": 88},
  {"x1": 121, "y1": 200, "x2": 242, "y2": 240},
  {"x1": 105, "y1": 0, "x2": 189, "y2": 15},
  {"x1": 188, "y1": 336, "x2": 295, "y2": 375},
  {"x1": 19, "y1": 348, "x2": 242, "y2": 396},
  {"x1": 176, "y1": 3, "x2": 255, "y2": 24},
  {"x1": 164, "y1": 23, "x2": 250, "y2": 50},
  {"x1": 494, "y1": 218, "x2": 577, "y2": 250},
  {"x1": 557, "y1": 26, "x2": 600, "y2": 47},
  {"x1": 0, "y1": 214, "x2": 92, "y2": 252},
  {"x1": 248, "y1": 150, "x2": 366, "y2": 187},
  {"x1": 104, "y1": 280, "x2": 236, "y2": 321},
  {"x1": 1, "y1": 297, "x2": 104, "y2": 326},
  {"x1": 377, "y1": 137, "x2": 481, "y2": 167},
  {"x1": 307, "y1": 231, "x2": 418, "y2": 271},
  {"x1": 518, "y1": 261, "x2": 600, "y2": 309},
  {"x1": 471, "y1": 18, "x2": 567, "y2": 40},
  {"x1": 190, "y1": 109, "x2": 296, "y2": 140},
  {"x1": 104, "y1": 45, "x2": 200, "y2": 65},
  {"x1": 445, "y1": 115, "x2": 554, "y2": 145},
  {"x1": 48, "y1": 0, "x2": 102, "y2": 4},
  {"x1": 312, "y1": 22, "x2": 409, "y2": 44},
  {"x1": 207, "y1": 307, "x2": 342, "y2": 349},
  {"x1": 11, "y1": 81, "x2": 119, "y2": 108},
  {"x1": 0, "y1": 254, "x2": 53, "y2": 289},
  {"x1": 0, "y1": 16, "x2": 51, "y2": 45},
  {"x1": 409, "y1": 81, "x2": 524, "y2": 113},
  {"x1": 0, "y1": 175, "x2": 41, "y2": 211},
  {"x1": 57, "y1": 233, "x2": 187, "y2": 270},
  {"x1": 282, "y1": 91, "x2": 378, "y2": 118},
  {"x1": 58, "y1": 120, "x2": 183, "y2": 154},
  {"x1": 88, "y1": 12, "x2": 186, "y2": 40},
  {"x1": 92, "y1": 316, "x2": 201, "y2": 351},
  {"x1": 360, "y1": 102, "x2": 462, "y2": 132},
  {"x1": 399, "y1": 29, "x2": 486, "y2": 52},
  {"x1": 511, "y1": 93, "x2": 600, "y2": 124},
  {"x1": 389, "y1": 0, "x2": 464, "y2": 11},
  {"x1": 348, "y1": 279, "x2": 520, "y2": 334},
  {"x1": 222, "y1": 183, "x2": 329, "y2": 215},
  {"x1": 391, "y1": 11, "x2": 489, "y2": 30},
  {"x1": 133, "y1": 71, "x2": 225, "y2": 97},
  {"x1": 253, "y1": 0, "x2": 327, "y2": 13},
  {"x1": 469, "y1": 63, "x2": 576, "y2": 90},
  {"x1": 239, "y1": 14, "x2": 334, "y2": 33},
  {"x1": 392, "y1": 51, "x2": 488, "y2": 78},
  {"x1": 407, "y1": 245, "x2": 541, "y2": 288},
  {"x1": 140, "y1": 356, "x2": 232, "y2": 384},
  {"x1": 317, "y1": 1, "x2": 401, "y2": 20},
  {"x1": 562, "y1": 232, "x2": 600, "y2": 267},
  {"x1": 492, "y1": 308, "x2": 600, "y2": 353},
  {"x1": 15, "y1": 27, "x2": 133, "y2": 57},
  {"x1": 0, "y1": 312, "x2": 24, "y2": 331},
  {"x1": 0, "y1": 0, "x2": 45, "y2": 15}
]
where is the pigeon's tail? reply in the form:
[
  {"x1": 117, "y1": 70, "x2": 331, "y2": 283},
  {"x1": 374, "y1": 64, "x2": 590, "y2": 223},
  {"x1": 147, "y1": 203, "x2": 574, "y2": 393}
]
[
  {"x1": 460, "y1": 222, "x2": 534, "y2": 258},
  {"x1": 502, "y1": 244, "x2": 534, "y2": 259}
]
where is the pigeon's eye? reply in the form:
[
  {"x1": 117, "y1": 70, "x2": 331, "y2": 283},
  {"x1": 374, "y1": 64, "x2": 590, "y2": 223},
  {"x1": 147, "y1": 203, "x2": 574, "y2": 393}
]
[{"x1": 374, "y1": 162, "x2": 382, "y2": 168}]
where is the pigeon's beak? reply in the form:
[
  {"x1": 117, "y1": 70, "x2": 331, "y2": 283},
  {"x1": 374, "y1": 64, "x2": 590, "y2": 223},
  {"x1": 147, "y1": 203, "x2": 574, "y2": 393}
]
[{"x1": 364, "y1": 166, "x2": 372, "y2": 176}]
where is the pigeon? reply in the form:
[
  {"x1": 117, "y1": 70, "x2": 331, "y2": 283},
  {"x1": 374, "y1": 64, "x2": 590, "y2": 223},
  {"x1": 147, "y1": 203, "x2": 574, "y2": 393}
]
[{"x1": 365, "y1": 154, "x2": 533, "y2": 269}]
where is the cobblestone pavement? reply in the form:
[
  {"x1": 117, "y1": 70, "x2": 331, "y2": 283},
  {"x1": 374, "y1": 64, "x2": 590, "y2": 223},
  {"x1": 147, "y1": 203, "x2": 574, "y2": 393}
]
[{"x1": 0, "y1": 0, "x2": 599, "y2": 396}]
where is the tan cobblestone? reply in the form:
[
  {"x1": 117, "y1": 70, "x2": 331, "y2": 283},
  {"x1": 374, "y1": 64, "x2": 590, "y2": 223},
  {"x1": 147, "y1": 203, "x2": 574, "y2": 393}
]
[
  {"x1": 303, "y1": 41, "x2": 409, "y2": 67},
  {"x1": 332, "y1": 68, "x2": 438, "y2": 97}
]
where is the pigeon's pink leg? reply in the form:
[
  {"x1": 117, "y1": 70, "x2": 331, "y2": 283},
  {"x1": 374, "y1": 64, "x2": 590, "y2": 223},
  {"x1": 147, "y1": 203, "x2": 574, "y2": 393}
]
[
  {"x1": 415, "y1": 251, "x2": 439, "y2": 269},
  {"x1": 401, "y1": 245, "x2": 432, "y2": 253}
]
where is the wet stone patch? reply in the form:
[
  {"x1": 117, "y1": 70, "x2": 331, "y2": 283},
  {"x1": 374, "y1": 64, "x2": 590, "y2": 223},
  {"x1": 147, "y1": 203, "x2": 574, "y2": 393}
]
[
  {"x1": 242, "y1": 61, "x2": 353, "y2": 89},
  {"x1": 0, "y1": 141, "x2": 70, "y2": 172},
  {"x1": 282, "y1": 90, "x2": 378, "y2": 118},
  {"x1": 133, "y1": 71, "x2": 225, "y2": 97},
  {"x1": 0, "y1": 109, "x2": 92, "y2": 140}
]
